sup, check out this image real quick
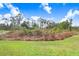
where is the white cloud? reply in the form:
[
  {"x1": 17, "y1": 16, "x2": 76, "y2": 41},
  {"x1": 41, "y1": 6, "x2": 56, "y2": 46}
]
[
  {"x1": 31, "y1": 16, "x2": 54, "y2": 22},
  {"x1": 1, "y1": 13, "x2": 12, "y2": 25},
  {"x1": 0, "y1": 14, "x2": 4, "y2": 24},
  {"x1": 66, "y1": 9, "x2": 73, "y2": 18},
  {"x1": 31, "y1": 16, "x2": 40, "y2": 21},
  {"x1": 3, "y1": 13, "x2": 11, "y2": 19},
  {"x1": 0, "y1": 3, "x2": 4, "y2": 8},
  {"x1": 60, "y1": 9, "x2": 73, "y2": 22},
  {"x1": 0, "y1": 20, "x2": 5, "y2": 24},
  {"x1": 60, "y1": 9, "x2": 79, "y2": 26},
  {"x1": 31, "y1": 16, "x2": 41, "y2": 25},
  {"x1": 5, "y1": 3, "x2": 20, "y2": 16},
  {"x1": 73, "y1": 10, "x2": 79, "y2": 16},
  {"x1": 0, "y1": 14, "x2": 3, "y2": 19},
  {"x1": 40, "y1": 3, "x2": 52, "y2": 14},
  {"x1": 0, "y1": 3, "x2": 24, "y2": 25},
  {"x1": 31, "y1": 16, "x2": 39, "y2": 28},
  {"x1": 60, "y1": 9, "x2": 79, "y2": 22}
]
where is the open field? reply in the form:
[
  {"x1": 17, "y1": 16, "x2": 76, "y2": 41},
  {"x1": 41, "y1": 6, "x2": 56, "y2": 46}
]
[
  {"x1": 0, "y1": 3, "x2": 79, "y2": 56},
  {"x1": 0, "y1": 35, "x2": 79, "y2": 56}
]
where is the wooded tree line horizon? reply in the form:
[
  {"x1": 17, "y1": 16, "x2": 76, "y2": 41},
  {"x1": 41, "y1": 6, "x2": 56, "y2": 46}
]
[{"x1": 0, "y1": 13, "x2": 79, "y2": 31}]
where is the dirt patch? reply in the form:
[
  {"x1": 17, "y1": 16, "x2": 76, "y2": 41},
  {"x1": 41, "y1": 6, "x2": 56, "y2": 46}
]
[{"x1": 0, "y1": 30, "x2": 75, "y2": 41}]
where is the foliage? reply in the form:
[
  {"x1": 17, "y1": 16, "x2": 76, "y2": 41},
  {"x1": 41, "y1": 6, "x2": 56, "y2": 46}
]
[
  {"x1": 0, "y1": 35, "x2": 79, "y2": 55},
  {"x1": 32, "y1": 23, "x2": 39, "y2": 29},
  {"x1": 21, "y1": 21, "x2": 30, "y2": 29},
  {"x1": 57, "y1": 20, "x2": 70, "y2": 30}
]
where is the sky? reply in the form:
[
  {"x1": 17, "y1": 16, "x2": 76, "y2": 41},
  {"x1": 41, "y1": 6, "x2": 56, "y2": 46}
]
[{"x1": 0, "y1": 3, "x2": 79, "y2": 26}]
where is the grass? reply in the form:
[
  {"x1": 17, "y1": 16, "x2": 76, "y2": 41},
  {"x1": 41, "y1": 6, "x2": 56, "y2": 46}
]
[{"x1": 0, "y1": 35, "x2": 79, "y2": 56}]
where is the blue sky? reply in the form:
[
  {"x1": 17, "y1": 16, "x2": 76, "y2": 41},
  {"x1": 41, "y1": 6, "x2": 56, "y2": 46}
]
[{"x1": 0, "y1": 3, "x2": 79, "y2": 26}]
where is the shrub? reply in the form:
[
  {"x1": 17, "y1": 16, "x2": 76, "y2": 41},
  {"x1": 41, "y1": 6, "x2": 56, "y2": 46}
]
[
  {"x1": 0, "y1": 29, "x2": 75, "y2": 41},
  {"x1": 62, "y1": 32, "x2": 73, "y2": 38},
  {"x1": 54, "y1": 33, "x2": 65, "y2": 40},
  {"x1": 32, "y1": 29, "x2": 43, "y2": 36},
  {"x1": 22, "y1": 29, "x2": 33, "y2": 36},
  {"x1": 52, "y1": 27, "x2": 62, "y2": 33},
  {"x1": 54, "y1": 31, "x2": 74, "y2": 40}
]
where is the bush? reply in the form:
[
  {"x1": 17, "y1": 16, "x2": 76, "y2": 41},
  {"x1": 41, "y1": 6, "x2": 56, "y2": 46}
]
[
  {"x1": 62, "y1": 32, "x2": 73, "y2": 38},
  {"x1": 0, "y1": 28, "x2": 75, "y2": 41},
  {"x1": 54, "y1": 31, "x2": 74, "y2": 40},
  {"x1": 32, "y1": 29, "x2": 43, "y2": 36},
  {"x1": 54, "y1": 33, "x2": 65, "y2": 40},
  {"x1": 52, "y1": 27, "x2": 62, "y2": 33},
  {"x1": 22, "y1": 29, "x2": 32, "y2": 36}
]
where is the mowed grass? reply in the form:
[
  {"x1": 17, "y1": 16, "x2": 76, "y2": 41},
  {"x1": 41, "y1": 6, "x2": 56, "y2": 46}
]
[{"x1": 0, "y1": 35, "x2": 79, "y2": 56}]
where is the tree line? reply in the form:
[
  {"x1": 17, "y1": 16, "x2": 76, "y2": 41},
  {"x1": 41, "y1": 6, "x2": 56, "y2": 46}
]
[{"x1": 0, "y1": 13, "x2": 75, "y2": 31}]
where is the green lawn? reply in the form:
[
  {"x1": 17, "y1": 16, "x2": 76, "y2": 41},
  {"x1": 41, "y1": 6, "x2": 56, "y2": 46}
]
[{"x1": 0, "y1": 35, "x2": 79, "y2": 56}]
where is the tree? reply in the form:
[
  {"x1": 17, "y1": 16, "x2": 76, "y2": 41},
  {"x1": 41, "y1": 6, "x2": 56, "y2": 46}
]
[
  {"x1": 10, "y1": 13, "x2": 24, "y2": 30},
  {"x1": 38, "y1": 17, "x2": 47, "y2": 29},
  {"x1": 46, "y1": 20, "x2": 56, "y2": 29},
  {"x1": 1, "y1": 18, "x2": 10, "y2": 30},
  {"x1": 32, "y1": 22, "x2": 39, "y2": 29},
  {"x1": 57, "y1": 20, "x2": 70, "y2": 30},
  {"x1": 69, "y1": 19, "x2": 72, "y2": 31},
  {"x1": 21, "y1": 21, "x2": 30, "y2": 29},
  {"x1": 10, "y1": 16, "x2": 16, "y2": 30},
  {"x1": 15, "y1": 13, "x2": 24, "y2": 30},
  {"x1": 15, "y1": 13, "x2": 23, "y2": 26}
]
